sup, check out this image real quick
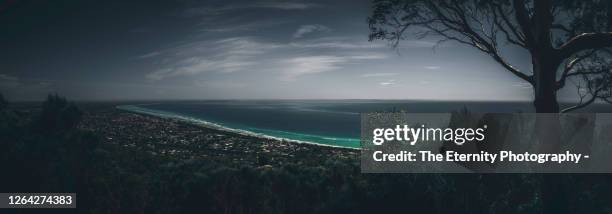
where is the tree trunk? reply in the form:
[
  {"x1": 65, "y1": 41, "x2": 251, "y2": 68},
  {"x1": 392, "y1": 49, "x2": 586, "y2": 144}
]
[
  {"x1": 531, "y1": 53, "x2": 569, "y2": 213},
  {"x1": 532, "y1": 54, "x2": 562, "y2": 152},
  {"x1": 532, "y1": 54, "x2": 560, "y2": 113}
]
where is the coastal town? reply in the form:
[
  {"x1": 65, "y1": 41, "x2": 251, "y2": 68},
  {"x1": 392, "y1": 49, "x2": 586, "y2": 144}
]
[{"x1": 78, "y1": 106, "x2": 359, "y2": 168}]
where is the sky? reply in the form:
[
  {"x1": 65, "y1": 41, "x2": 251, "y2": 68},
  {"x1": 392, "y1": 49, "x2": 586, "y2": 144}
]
[{"x1": 0, "y1": 0, "x2": 581, "y2": 102}]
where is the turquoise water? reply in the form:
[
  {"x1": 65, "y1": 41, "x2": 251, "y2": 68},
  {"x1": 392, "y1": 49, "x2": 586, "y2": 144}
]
[
  {"x1": 118, "y1": 100, "x2": 540, "y2": 148},
  {"x1": 117, "y1": 101, "x2": 363, "y2": 147}
]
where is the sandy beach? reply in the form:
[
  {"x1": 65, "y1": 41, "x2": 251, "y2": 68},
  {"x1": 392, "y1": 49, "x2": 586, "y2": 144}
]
[{"x1": 78, "y1": 106, "x2": 359, "y2": 168}]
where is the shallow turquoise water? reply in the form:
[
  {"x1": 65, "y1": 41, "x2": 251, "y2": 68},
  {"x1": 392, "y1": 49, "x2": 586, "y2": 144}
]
[{"x1": 118, "y1": 100, "x2": 537, "y2": 148}]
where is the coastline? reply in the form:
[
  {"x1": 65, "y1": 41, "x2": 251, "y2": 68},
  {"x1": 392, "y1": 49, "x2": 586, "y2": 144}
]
[{"x1": 116, "y1": 104, "x2": 360, "y2": 150}]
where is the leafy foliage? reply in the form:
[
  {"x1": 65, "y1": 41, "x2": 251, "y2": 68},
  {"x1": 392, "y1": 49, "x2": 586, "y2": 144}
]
[{"x1": 36, "y1": 94, "x2": 83, "y2": 135}]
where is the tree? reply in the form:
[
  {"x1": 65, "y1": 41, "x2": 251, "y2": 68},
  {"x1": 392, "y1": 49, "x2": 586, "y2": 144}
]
[
  {"x1": 37, "y1": 94, "x2": 83, "y2": 135},
  {"x1": 368, "y1": 0, "x2": 612, "y2": 113},
  {"x1": 368, "y1": 2, "x2": 612, "y2": 212}
]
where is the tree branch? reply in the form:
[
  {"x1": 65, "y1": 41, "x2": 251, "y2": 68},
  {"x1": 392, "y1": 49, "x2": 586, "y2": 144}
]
[
  {"x1": 492, "y1": 3, "x2": 526, "y2": 47},
  {"x1": 551, "y1": 24, "x2": 573, "y2": 35},
  {"x1": 558, "y1": 33, "x2": 612, "y2": 59},
  {"x1": 556, "y1": 50, "x2": 597, "y2": 90},
  {"x1": 425, "y1": 1, "x2": 533, "y2": 83},
  {"x1": 490, "y1": 51, "x2": 533, "y2": 83},
  {"x1": 561, "y1": 85, "x2": 604, "y2": 113},
  {"x1": 561, "y1": 64, "x2": 612, "y2": 112},
  {"x1": 513, "y1": 0, "x2": 534, "y2": 47},
  {"x1": 561, "y1": 94, "x2": 597, "y2": 113}
]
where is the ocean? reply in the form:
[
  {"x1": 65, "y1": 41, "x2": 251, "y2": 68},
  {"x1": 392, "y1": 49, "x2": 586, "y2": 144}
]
[{"x1": 117, "y1": 100, "x2": 610, "y2": 148}]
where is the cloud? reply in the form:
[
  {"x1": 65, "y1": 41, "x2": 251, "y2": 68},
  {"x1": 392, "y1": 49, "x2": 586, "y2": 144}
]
[
  {"x1": 253, "y1": 2, "x2": 318, "y2": 10},
  {"x1": 348, "y1": 54, "x2": 387, "y2": 60},
  {"x1": 280, "y1": 54, "x2": 387, "y2": 81},
  {"x1": 0, "y1": 74, "x2": 19, "y2": 88},
  {"x1": 0, "y1": 75, "x2": 54, "y2": 97},
  {"x1": 280, "y1": 56, "x2": 346, "y2": 81},
  {"x1": 200, "y1": 20, "x2": 291, "y2": 33},
  {"x1": 145, "y1": 37, "x2": 275, "y2": 81},
  {"x1": 195, "y1": 80, "x2": 247, "y2": 89},
  {"x1": 293, "y1": 24, "x2": 331, "y2": 39},
  {"x1": 289, "y1": 36, "x2": 437, "y2": 49},
  {"x1": 145, "y1": 37, "x2": 387, "y2": 81},
  {"x1": 394, "y1": 40, "x2": 440, "y2": 49},
  {"x1": 182, "y1": 1, "x2": 318, "y2": 17},
  {"x1": 146, "y1": 57, "x2": 254, "y2": 81},
  {"x1": 511, "y1": 82, "x2": 532, "y2": 89},
  {"x1": 0, "y1": 74, "x2": 18, "y2": 81},
  {"x1": 424, "y1": 66, "x2": 440, "y2": 70},
  {"x1": 290, "y1": 41, "x2": 382, "y2": 49},
  {"x1": 360, "y1": 73, "x2": 398, "y2": 78},
  {"x1": 379, "y1": 80, "x2": 396, "y2": 86},
  {"x1": 137, "y1": 51, "x2": 162, "y2": 59},
  {"x1": 180, "y1": 1, "x2": 316, "y2": 35},
  {"x1": 290, "y1": 40, "x2": 386, "y2": 49}
]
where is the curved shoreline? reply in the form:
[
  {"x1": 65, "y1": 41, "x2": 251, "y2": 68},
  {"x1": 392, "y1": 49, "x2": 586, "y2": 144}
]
[{"x1": 116, "y1": 104, "x2": 360, "y2": 150}]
